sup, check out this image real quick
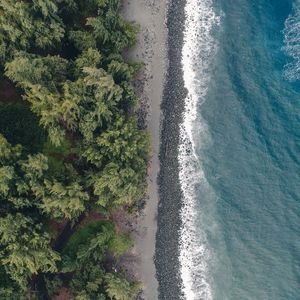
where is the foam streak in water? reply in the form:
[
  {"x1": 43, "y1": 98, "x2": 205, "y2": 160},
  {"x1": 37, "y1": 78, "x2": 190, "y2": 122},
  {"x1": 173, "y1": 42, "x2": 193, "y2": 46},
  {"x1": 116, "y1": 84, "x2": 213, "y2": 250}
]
[
  {"x1": 179, "y1": 0, "x2": 220, "y2": 299},
  {"x1": 283, "y1": 0, "x2": 300, "y2": 81}
]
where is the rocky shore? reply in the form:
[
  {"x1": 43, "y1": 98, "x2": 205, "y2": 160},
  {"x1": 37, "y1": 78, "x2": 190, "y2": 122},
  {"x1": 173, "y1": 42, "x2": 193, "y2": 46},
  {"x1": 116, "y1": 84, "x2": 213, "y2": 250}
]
[{"x1": 156, "y1": 0, "x2": 187, "y2": 299}]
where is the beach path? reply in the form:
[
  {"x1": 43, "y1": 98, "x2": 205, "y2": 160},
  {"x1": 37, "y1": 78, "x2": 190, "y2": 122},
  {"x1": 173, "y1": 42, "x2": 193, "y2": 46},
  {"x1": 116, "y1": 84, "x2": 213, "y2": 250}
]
[{"x1": 121, "y1": 0, "x2": 168, "y2": 299}]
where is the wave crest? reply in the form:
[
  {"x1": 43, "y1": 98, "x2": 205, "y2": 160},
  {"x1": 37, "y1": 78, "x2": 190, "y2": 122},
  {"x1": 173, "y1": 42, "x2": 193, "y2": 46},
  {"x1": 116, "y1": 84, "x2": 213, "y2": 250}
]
[
  {"x1": 179, "y1": 0, "x2": 220, "y2": 299},
  {"x1": 283, "y1": 0, "x2": 300, "y2": 81}
]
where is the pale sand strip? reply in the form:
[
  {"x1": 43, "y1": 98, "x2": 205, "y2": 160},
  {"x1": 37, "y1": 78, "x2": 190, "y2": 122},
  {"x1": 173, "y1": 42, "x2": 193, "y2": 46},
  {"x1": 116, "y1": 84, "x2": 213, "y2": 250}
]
[{"x1": 121, "y1": 1, "x2": 168, "y2": 299}]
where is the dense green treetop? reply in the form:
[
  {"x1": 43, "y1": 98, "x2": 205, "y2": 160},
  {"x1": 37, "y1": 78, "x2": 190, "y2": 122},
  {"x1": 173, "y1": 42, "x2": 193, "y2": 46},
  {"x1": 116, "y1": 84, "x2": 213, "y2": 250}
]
[
  {"x1": 0, "y1": 134, "x2": 88, "y2": 219},
  {"x1": 0, "y1": 0, "x2": 64, "y2": 64},
  {"x1": 0, "y1": 213, "x2": 60, "y2": 289},
  {"x1": 0, "y1": 0, "x2": 146, "y2": 298}
]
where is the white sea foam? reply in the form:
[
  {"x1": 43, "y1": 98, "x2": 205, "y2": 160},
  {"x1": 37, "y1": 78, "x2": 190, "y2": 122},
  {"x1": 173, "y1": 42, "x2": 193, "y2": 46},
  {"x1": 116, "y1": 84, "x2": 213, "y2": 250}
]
[
  {"x1": 283, "y1": 0, "x2": 300, "y2": 81},
  {"x1": 179, "y1": 0, "x2": 220, "y2": 299}
]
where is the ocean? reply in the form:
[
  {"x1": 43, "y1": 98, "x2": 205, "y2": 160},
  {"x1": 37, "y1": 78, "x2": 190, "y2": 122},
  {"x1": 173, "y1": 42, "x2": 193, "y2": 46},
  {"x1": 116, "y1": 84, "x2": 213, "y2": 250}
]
[{"x1": 179, "y1": 0, "x2": 300, "y2": 299}]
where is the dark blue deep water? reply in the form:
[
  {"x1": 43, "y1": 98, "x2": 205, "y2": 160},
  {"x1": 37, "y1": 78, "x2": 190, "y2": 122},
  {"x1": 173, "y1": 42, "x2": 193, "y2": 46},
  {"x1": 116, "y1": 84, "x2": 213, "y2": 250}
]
[{"x1": 194, "y1": 0, "x2": 300, "y2": 299}]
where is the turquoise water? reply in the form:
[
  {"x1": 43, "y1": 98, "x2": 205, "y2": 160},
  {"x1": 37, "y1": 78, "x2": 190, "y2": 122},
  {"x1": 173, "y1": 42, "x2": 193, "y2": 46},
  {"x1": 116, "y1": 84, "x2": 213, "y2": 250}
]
[{"x1": 183, "y1": 0, "x2": 300, "y2": 299}]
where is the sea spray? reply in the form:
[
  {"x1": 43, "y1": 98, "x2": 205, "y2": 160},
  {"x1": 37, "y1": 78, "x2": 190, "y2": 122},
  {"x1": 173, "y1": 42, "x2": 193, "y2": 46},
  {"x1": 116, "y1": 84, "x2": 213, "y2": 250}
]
[
  {"x1": 179, "y1": 0, "x2": 220, "y2": 298},
  {"x1": 283, "y1": 0, "x2": 300, "y2": 81}
]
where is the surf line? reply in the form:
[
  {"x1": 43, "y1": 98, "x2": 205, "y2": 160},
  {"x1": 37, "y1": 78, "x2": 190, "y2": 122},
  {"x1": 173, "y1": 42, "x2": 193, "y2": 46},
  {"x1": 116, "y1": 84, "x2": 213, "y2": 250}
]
[{"x1": 178, "y1": 0, "x2": 220, "y2": 299}]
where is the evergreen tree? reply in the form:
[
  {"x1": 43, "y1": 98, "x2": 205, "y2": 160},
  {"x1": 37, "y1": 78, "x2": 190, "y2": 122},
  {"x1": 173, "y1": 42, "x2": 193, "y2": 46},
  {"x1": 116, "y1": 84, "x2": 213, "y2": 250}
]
[
  {"x1": 0, "y1": 134, "x2": 22, "y2": 163},
  {"x1": 5, "y1": 53, "x2": 68, "y2": 91},
  {"x1": 91, "y1": 163, "x2": 144, "y2": 208},
  {"x1": 69, "y1": 0, "x2": 138, "y2": 54},
  {"x1": 0, "y1": 214, "x2": 60, "y2": 289},
  {"x1": 83, "y1": 115, "x2": 149, "y2": 170},
  {"x1": 104, "y1": 273, "x2": 141, "y2": 300},
  {"x1": 38, "y1": 180, "x2": 88, "y2": 220},
  {"x1": 0, "y1": 1, "x2": 148, "y2": 298},
  {"x1": 0, "y1": 0, "x2": 64, "y2": 64}
]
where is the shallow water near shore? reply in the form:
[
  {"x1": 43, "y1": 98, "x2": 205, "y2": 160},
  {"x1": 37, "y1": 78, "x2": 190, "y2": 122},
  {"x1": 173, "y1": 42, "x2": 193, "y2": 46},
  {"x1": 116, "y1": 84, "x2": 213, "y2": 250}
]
[{"x1": 179, "y1": 0, "x2": 300, "y2": 299}]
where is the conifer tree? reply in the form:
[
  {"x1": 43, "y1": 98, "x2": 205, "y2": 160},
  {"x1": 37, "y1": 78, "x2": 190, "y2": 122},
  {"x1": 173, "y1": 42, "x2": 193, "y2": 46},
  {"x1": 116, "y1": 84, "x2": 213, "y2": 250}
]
[
  {"x1": 38, "y1": 180, "x2": 88, "y2": 220},
  {"x1": 0, "y1": 214, "x2": 60, "y2": 289},
  {"x1": 0, "y1": 0, "x2": 64, "y2": 64},
  {"x1": 104, "y1": 273, "x2": 141, "y2": 300},
  {"x1": 91, "y1": 163, "x2": 144, "y2": 208},
  {"x1": 0, "y1": 1, "x2": 147, "y2": 298}
]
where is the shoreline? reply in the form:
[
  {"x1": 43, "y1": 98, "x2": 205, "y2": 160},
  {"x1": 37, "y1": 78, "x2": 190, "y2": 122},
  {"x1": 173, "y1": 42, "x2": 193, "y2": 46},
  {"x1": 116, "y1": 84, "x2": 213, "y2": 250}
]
[
  {"x1": 121, "y1": 0, "x2": 168, "y2": 299},
  {"x1": 156, "y1": 0, "x2": 187, "y2": 299}
]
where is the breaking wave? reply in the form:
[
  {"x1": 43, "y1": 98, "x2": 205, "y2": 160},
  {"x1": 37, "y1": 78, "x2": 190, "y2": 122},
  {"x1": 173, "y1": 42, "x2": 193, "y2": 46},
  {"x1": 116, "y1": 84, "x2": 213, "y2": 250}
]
[
  {"x1": 283, "y1": 0, "x2": 300, "y2": 81},
  {"x1": 178, "y1": 0, "x2": 220, "y2": 299}
]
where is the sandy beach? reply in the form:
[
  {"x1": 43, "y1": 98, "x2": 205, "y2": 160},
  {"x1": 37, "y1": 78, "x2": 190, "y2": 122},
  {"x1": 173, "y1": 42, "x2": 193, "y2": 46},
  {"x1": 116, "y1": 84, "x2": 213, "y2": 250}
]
[{"x1": 121, "y1": 0, "x2": 168, "y2": 299}]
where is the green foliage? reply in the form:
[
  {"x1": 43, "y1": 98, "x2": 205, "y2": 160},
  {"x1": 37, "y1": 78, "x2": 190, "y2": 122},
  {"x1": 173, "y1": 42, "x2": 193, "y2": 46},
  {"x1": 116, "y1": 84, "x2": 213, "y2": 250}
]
[
  {"x1": 43, "y1": 138, "x2": 72, "y2": 158},
  {"x1": 82, "y1": 115, "x2": 149, "y2": 171},
  {"x1": 5, "y1": 53, "x2": 68, "y2": 91},
  {"x1": 0, "y1": 166, "x2": 14, "y2": 197},
  {"x1": 43, "y1": 138, "x2": 76, "y2": 178},
  {"x1": 39, "y1": 180, "x2": 88, "y2": 220},
  {"x1": 70, "y1": 261, "x2": 106, "y2": 300},
  {"x1": 6, "y1": 53, "x2": 136, "y2": 147},
  {"x1": 0, "y1": 0, "x2": 64, "y2": 64},
  {"x1": 0, "y1": 136, "x2": 46, "y2": 212},
  {"x1": 0, "y1": 214, "x2": 60, "y2": 289},
  {"x1": 63, "y1": 221, "x2": 114, "y2": 262},
  {"x1": 44, "y1": 275, "x2": 63, "y2": 298},
  {"x1": 104, "y1": 273, "x2": 141, "y2": 300},
  {"x1": 66, "y1": 221, "x2": 134, "y2": 299},
  {"x1": 69, "y1": 31, "x2": 97, "y2": 53},
  {"x1": 108, "y1": 60, "x2": 135, "y2": 83},
  {"x1": 0, "y1": 104, "x2": 46, "y2": 153},
  {"x1": 74, "y1": 48, "x2": 102, "y2": 76},
  {"x1": 0, "y1": 267, "x2": 25, "y2": 299},
  {"x1": 91, "y1": 163, "x2": 145, "y2": 208},
  {"x1": 0, "y1": 134, "x2": 22, "y2": 163},
  {"x1": 108, "y1": 233, "x2": 132, "y2": 258},
  {"x1": 21, "y1": 153, "x2": 49, "y2": 180},
  {"x1": 0, "y1": 0, "x2": 148, "y2": 298},
  {"x1": 69, "y1": 0, "x2": 139, "y2": 54},
  {"x1": 0, "y1": 287, "x2": 23, "y2": 300},
  {"x1": 0, "y1": 134, "x2": 86, "y2": 220}
]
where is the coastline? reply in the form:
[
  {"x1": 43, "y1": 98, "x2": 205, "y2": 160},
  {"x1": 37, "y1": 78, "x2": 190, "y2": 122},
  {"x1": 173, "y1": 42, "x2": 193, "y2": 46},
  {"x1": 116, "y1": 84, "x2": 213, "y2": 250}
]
[
  {"x1": 156, "y1": 0, "x2": 187, "y2": 299},
  {"x1": 121, "y1": 0, "x2": 168, "y2": 299}
]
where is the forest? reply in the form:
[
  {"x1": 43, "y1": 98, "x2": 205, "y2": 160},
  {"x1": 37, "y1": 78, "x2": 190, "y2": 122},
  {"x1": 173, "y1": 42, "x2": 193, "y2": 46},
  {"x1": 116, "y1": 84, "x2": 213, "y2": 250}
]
[{"x1": 0, "y1": 0, "x2": 149, "y2": 299}]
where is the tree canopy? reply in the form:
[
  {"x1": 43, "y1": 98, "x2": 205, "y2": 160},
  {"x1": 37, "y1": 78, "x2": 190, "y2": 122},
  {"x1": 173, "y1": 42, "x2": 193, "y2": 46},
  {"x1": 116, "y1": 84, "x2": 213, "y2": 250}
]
[
  {"x1": 0, "y1": 0, "x2": 146, "y2": 298},
  {"x1": 0, "y1": 213, "x2": 60, "y2": 289},
  {"x1": 0, "y1": 0, "x2": 64, "y2": 64}
]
